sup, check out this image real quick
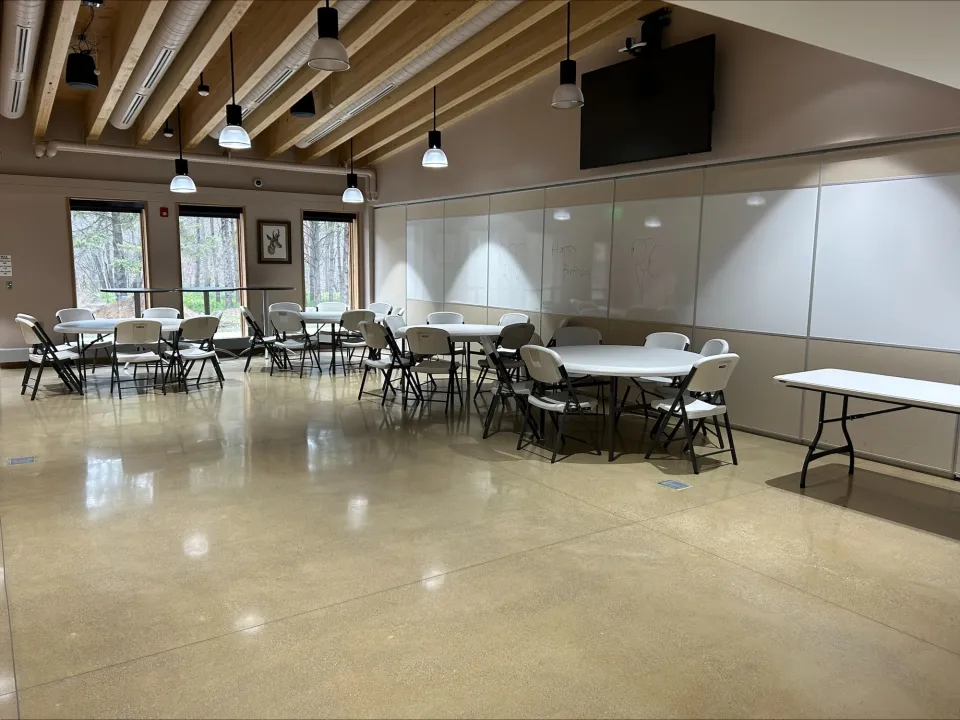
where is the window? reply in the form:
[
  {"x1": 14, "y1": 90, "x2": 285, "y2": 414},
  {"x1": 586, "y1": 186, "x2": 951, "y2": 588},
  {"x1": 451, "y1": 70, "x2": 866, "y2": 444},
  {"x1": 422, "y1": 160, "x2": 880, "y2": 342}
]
[
  {"x1": 68, "y1": 199, "x2": 147, "y2": 316},
  {"x1": 178, "y1": 205, "x2": 244, "y2": 338},
  {"x1": 302, "y1": 211, "x2": 356, "y2": 308}
]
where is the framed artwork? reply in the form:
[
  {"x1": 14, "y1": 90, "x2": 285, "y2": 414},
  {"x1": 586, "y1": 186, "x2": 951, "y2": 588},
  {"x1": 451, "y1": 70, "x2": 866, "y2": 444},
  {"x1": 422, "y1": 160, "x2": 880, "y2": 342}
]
[{"x1": 257, "y1": 220, "x2": 292, "y2": 263}]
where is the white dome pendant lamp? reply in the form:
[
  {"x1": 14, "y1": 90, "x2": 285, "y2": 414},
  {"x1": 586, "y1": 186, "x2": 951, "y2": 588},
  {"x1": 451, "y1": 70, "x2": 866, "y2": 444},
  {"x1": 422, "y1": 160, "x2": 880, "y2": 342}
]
[
  {"x1": 422, "y1": 87, "x2": 448, "y2": 168},
  {"x1": 342, "y1": 139, "x2": 364, "y2": 203},
  {"x1": 308, "y1": 0, "x2": 349, "y2": 71},
  {"x1": 551, "y1": 3, "x2": 584, "y2": 109},
  {"x1": 218, "y1": 33, "x2": 251, "y2": 150},
  {"x1": 170, "y1": 105, "x2": 197, "y2": 193}
]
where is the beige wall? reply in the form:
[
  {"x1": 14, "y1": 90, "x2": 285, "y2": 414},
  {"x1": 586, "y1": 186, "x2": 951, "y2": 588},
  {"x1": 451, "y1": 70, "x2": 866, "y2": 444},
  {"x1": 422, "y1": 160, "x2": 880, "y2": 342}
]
[
  {"x1": 0, "y1": 173, "x2": 362, "y2": 353},
  {"x1": 373, "y1": 137, "x2": 960, "y2": 477},
  {"x1": 374, "y1": 6, "x2": 960, "y2": 204}
]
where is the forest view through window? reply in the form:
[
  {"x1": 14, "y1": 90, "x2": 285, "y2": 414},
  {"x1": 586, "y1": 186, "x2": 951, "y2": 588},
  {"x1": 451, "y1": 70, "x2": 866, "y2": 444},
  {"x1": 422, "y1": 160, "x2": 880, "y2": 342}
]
[
  {"x1": 303, "y1": 212, "x2": 354, "y2": 307},
  {"x1": 69, "y1": 200, "x2": 146, "y2": 316},
  {"x1": 178, "y1": 205, "x2": 243, "y2": 338}
]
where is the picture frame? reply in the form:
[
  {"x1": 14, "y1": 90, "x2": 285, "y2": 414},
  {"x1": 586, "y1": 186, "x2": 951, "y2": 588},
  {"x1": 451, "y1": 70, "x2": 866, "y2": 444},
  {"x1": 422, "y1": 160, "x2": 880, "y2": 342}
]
[{"x1": 257, "y1": 220, "x2": 292, "y2": 264}]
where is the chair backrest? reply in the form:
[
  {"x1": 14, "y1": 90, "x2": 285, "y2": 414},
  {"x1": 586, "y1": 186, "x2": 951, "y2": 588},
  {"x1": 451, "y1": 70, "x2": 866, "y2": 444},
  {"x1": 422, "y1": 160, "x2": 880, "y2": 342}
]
[
  {"x1": 16, "y1": 313, "x2": 39, "y2": 322},
  {"x1": 407, "y1": 326, "x2": 452, "y2": 357},
  {"x1": 520, "y1": 345, "x2": 566, "y2": 385},
  {"x1": 384, "y1": 314, "x2": 406, "y2": 338},
  {"x1": 269, "y1": 309, "x2": 305, "y2": 335},
  {"x1": 552, "y1": 325, "x2": 602, "y2": 347},
  {"x1": 498, "y1": 322, "x2": 535, "y2": 351},
  {"x1": 685, "y1": 353, "x2": 739, "y2": 394},
  {"x1": 341, "y1": 309, "x2": 374, "y2": 332},
  {"x1": 179, "y1": 315, "x2": 220, "y2": 342},
  {"x1": 498, "y1": 312, "x2": 529, "y2": 326},
  {"x1": 16, "y1": 317, "x2": 45, "y2": 346},
  {"x1": 426, "y1": 311, "x2": 464, "y2": 325},
  {"x1": 142, "y1": 307, "x2": 180, "y2": 319},
  {"x1": 268, "y1": 302, "x2": 302, "y2": 313},
  {"x1": 645, "y1": 331, "x2": 690, "y2": 351},
  {"x1": 395, "y1": 307, "x2": 406, "y2": 317},
  {"x1": 317, "y1": 301, "x2": 348, "y2": 312},
  {"x1": 480, "y1": 336, "x2": 516, "y2": 390},
  {"x1": 114, "y1": 319, "x2": 162, "y2": 345},
  {"x1": 367, "y1": 301, "x2": 392, "y2": 315},
  {"x1": 56, "y1": 308, "x2": 94, "y2": 323},
  {"x1": 526, "y1": 332, "x2": 543, "y2": 347},
  {"x1": 239, "y1": 305, "x2": 263, "y2": 333},
  {"x1": 700, "y1": 338, "x2": 730, "y2": 357},
  {"x1": 358, "y1": 320, "x2": 389, "y2": 351}
]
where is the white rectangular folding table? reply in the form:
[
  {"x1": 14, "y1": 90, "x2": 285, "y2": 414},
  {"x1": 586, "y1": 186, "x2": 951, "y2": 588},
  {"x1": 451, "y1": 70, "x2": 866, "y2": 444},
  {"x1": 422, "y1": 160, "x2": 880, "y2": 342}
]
[{"x1": 774, "y1": 368, "x2": 960, "y2": 487}]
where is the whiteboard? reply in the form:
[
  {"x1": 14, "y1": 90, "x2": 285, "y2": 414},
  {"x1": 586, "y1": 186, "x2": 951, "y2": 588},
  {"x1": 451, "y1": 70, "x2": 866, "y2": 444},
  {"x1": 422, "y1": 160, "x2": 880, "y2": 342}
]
[
  {"x1": 811, "y1": 174, "x2": 960, "y2": 350},
  {"x1": 443, "y1": 215, "x2": 488, "y2": 305},
  {"x1": 541, "y1": 204, "x2": 612, "y2": 318},
  {"x1": 406, "y1": 218, "x2": 444, "y2": 302},
  {"x1": 488, "y1": 209, "x2": 543, "y2": 312},
  {"x1": 696, "y1": 188, "x2": 818, "y2": 335},
  {"x1": 609, "y1": 196, "x2": 701, "y2": 323}
]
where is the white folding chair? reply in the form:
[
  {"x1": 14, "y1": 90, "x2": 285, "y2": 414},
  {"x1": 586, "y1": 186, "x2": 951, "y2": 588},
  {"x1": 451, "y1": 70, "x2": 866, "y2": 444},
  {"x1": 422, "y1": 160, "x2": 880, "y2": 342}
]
[
  {"x1": 56, "y1": 308, "x2": 112, "y2": 378},
  {"x1": 240, "y1": 305, "x2": 283, "y2": 372},
  {"x1": 357, "y1": 320, "x2": 414, "y2": 406},
  {"x1": 498, "y1": 312, "x2": 529, "y2": 326},
  {"x1": 631, "y1": 332, "x2": 694, "y2": 405},
  {"x1": 479, "y1": 336, "x2": 535, "y2": 440},
  {"x1": 142, "y1": 307, "x2": 181, "y2": 319},
  {"x1": 394, "y1": 307, "x2": 406, "y2": 318},
  {"x1": 645, "y1": 354, "x2": 740, "y2": 474},
  {"x1": 475, "y1": 322, "x2": 534, "y2": 397},
  {"x1": 316, "y1": 301, "x2": 348, "y2": 313},
  {"x1": 16, "y1": 316, "x2": 83, "y2": 400},
  {"x1": 426, "y1": 311, "x2": 464, "y2": 325},
  {"x1": 518, "y1": 345, "x2": 602, "y2": 463},
  {"x1": 111, "y1": 319, "x2": 167, "y2": 397},
  {"x1": 367, "y1": 302, "x2": 392, "y2": 315},
  {"x1": 550, "y1": 326, "x2": 602, "y2": 347},
  {"x1": 164, "y1": 315, "x2": 223, "y2": 391},
  {"x1": 269, "y1": 309, "x2": 323, "y2": 378},
  {"x1": 700, "y1": 338, "x2": 729, "y2": 357},
  {"x1": 268, "y1": 302, "x2": 303, "y2": 313},
  {"x1": 406, "y1": 326, "x2": 461, "y2": 414},
  {"x1": 336, "y1": 309, "x2": 374, "y2": 372}
]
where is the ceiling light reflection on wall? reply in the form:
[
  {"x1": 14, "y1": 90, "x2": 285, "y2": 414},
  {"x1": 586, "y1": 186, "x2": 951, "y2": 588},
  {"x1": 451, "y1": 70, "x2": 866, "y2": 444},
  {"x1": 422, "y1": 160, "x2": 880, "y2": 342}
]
[
  {"x1": 746, "y1": 195, "x2": 766, "y2": 207},
  {"x1": 644, "y1": 216, "x2": 661, "y2": 228},
  {"x1": 553, "y1": 209, "x2": 571, "y2": 221}
]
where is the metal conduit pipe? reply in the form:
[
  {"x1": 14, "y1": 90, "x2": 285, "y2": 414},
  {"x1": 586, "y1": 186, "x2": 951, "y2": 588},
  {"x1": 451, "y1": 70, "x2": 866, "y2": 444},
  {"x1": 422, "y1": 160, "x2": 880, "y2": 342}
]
[{"x1": 35, "y1": 141, "x2": 378, "y2": 200}]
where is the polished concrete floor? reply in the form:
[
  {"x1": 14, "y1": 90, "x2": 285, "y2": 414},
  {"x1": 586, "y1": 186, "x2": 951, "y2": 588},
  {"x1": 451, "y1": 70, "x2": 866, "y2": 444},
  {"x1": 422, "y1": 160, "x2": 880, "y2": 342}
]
[{"x1": 1, "y1": 357, "x2": 959, "y2": 718}]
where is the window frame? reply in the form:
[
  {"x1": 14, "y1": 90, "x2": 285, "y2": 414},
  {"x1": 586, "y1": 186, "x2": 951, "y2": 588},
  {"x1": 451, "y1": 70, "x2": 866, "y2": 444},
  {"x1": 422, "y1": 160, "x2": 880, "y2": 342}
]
[{"x1": 300, "y1": 210, "x2": 359, "y2": 309}]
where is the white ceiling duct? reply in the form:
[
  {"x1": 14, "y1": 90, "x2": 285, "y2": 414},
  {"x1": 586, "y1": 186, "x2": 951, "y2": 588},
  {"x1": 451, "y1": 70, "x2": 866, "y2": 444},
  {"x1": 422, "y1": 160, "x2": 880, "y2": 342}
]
[
  {"x1": 207, "y1": 0, "x2": 369, "y2": 139},
  {"x1": 109, "y1": 0, "x2": 210, "y2": 130},
  {"x1": 0, "y1": 0, "x2": 46, "y2": 119},
  {"x1": 296, "y1": 0, "x2": 521, "y2": 148}
]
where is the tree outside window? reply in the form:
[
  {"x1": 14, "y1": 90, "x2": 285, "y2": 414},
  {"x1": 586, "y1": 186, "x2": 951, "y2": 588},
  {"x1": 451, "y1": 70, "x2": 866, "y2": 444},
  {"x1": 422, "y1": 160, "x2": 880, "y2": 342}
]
[
  {"x1": 69, "y1": 208, "x2": 145, "y2": 317},
  {"x1": 178, "y1": 214, "x2": 243, "y2": 337},
  {"x1": 303, "y1": 218, "x2": 351, "y2": 307}
]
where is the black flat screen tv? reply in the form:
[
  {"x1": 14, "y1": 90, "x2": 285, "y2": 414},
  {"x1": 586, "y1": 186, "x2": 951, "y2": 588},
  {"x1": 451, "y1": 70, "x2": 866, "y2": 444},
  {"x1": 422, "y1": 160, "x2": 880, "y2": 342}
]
[{"x1": 579, "y1": 34, "x2": 716, "y2": 169}]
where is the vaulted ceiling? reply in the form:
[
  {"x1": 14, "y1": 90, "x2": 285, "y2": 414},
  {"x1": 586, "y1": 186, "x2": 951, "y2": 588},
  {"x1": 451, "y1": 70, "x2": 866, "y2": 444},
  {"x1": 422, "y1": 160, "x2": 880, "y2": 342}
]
[{"x1": 4, "y1": 0, "x2": 657, "y2": 168}]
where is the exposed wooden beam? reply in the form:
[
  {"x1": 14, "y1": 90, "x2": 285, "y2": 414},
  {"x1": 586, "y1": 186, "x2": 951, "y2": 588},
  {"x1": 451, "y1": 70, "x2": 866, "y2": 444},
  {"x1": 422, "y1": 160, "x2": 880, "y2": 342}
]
[
  {"x1": 32, "y1": 0, "x2": 82, "y2": 141},
  {"x1": 351, "y1": 0, "x2": 653, "y2": 162},
  {"x1": 266, "y1": 0, "x2": 493, "y2": 158},
  {"x1": 180, "y1": 0, "x2": 321, "y2": 148},
  {"x1": 242, "y1": 0, "x2": 415, "y2": 140},
  {"x1": 86, "y1": 0, "x2": 169, "y2": 141},
  {"x1": 364, "y1": 2, "x2": 653, "y2": 165},
  {"x1": 135, "y1": 0, "x2": 254, "y2": 146},
  {"x1": 300, "y1": 0, "x2": 567, "y2": 162}
]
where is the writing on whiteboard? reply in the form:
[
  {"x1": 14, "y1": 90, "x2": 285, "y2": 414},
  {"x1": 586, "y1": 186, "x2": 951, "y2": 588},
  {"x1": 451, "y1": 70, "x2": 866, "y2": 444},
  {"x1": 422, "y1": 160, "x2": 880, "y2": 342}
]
[{"x1": 632, "y1": 238, "x2": 659, "y2": 302}]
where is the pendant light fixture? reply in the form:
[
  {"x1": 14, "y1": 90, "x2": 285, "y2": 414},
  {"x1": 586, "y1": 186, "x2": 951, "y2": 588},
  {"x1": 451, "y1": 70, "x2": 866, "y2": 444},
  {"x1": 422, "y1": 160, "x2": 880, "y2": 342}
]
[
  {"x1": 290, "y1": 93, "x2": 316, "y2": 118},
  {"x1": 551, "y1": 3, "x2": 584, "y2": 109},
  {"x1": 162, "y1": 119, "x2": 173, "y2": 138},
  {"x1": 65, "y1": 4, "x2": 99, "y2": 90},
  {"x1": 218, "y1": 34, "x2": 251, "y2": 150},
  {"x1": 308, "y1": 0, "x2": 349, "y2": 71},
  {"x1": 170, "y1": 105, "x2": 197, "y2": 194},
  {"x1": 421, "y1": 87, "x2": 448, "y2": 169},
  {"x1": 197, "y1": 72, "x2": 209, "y2": 97},
  {"x1": 342, "y1": 139, "x2": 363, "y2": 204}
]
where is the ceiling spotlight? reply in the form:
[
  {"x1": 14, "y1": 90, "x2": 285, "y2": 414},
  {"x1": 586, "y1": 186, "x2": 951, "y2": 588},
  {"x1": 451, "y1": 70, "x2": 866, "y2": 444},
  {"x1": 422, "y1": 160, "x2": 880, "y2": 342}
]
[
  {"x1": 308, "y1": 0, "x2": 349, "y2": 72},
  {"x1": 342, "y1": 139, "x2": 363, "y2": 204},
  {"x1": 552, "y1": 3, "x2": 584, "y2": 109},
  {"x1": 218, "y1": 34, "x2": 250, "y2": 150},
  {"x1": 290, "y1": 93, "x2": 316, "y2": 118},
  {"x1": 421, "y1": 87, "x2": 447, "y2": 168},
  {"x1": 197, "y1": 72, "x2": 209, "y2": 97}
]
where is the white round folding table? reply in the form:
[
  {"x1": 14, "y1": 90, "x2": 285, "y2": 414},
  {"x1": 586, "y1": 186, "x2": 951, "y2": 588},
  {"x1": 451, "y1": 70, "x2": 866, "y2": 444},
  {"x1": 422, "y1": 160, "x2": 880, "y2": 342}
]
[
  {"x1": 300, "y1": 311, "x2": 386, "y2": 325},
  {"x1": 550, "y1": 345, "x2": 702, "y2": 461},
  {"x1": 54, "y1": 318, "x2": 184, "y2": 335},
  {"x1": 396, "y1": 323, "x2": 503, "y2": 390}
]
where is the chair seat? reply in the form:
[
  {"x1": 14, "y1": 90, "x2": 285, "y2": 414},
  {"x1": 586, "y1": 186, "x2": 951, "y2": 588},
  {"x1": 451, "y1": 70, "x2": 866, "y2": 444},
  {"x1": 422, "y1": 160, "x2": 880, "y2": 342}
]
[
  {"x1": 493, "y1": 379, "x2": 533, "y2": 396},
  {"x1": 529, "y1": 393, "x2": 594, "y2": 412},
  {"x1": 654, "y1": 394, "x2": 726, "y2": 420},
  {"x1": 637, "y1": 375, "x2": 674, "y2": 386},
  {"x1": 279, "y1": 339, "x2": 315, "y2": 351},
  {"x1": 167, "y1": 348, "x2": 217, "y2": 361},
  {"x1": 30, "y1": 349, "x2": 80, "y2": 363},
  {"x1": 411, "y1": 359, "x2": 460, "y2": 374},
  {"x1": 342, "y1": 340, "x2": 366, "y2": 348},
  {"x1": 363, "y1": 357, "x2": 411, "y2": 370},
  {"x1": 116, "y1": 351, "x2": 162, "y2": 364}
]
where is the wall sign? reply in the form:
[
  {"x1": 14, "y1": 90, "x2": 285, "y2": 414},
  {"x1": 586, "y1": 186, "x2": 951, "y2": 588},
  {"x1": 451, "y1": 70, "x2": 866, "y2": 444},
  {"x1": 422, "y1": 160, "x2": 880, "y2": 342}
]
[{"x1": 0, "y1": 254, "x2": 11, "y2": 277}]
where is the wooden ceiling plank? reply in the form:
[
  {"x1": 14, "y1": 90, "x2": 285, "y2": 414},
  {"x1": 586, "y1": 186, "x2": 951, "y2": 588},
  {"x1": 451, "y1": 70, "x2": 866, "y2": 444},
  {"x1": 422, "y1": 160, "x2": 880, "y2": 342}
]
[
  {"x1": 86, "y1": 0, "x2": 169, "y2": 142},
  {"x1": 33, "y1": 0, "x2": 82, "y2": 141},
  {"x1": 266, "y1": 0, "x2": 494, "y2": 158},
  {"x1": 364, "y1": 1, "x2": 654, "y2": 165},
  {"x1": 135, "y1": 0, "x2": 254, "y2": 146},
  {"x1": 180, "y1": 0, "x2": 322, "y2": 148},
  {"x1": 242, "y1": 0, "x2": 415, "y2": 141},
  {"x1": 300, "y1": 0, "x2": 567, "y2": 162},
  {"x1": 351, "y1": 0, "x2": 654, "y2": 162}
]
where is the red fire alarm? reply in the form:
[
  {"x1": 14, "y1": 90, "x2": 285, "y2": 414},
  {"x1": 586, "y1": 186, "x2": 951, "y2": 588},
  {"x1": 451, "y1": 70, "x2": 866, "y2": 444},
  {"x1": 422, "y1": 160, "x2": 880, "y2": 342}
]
[{"x1": 160, "y1": 207, "x2": 169, "y2": 217}]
